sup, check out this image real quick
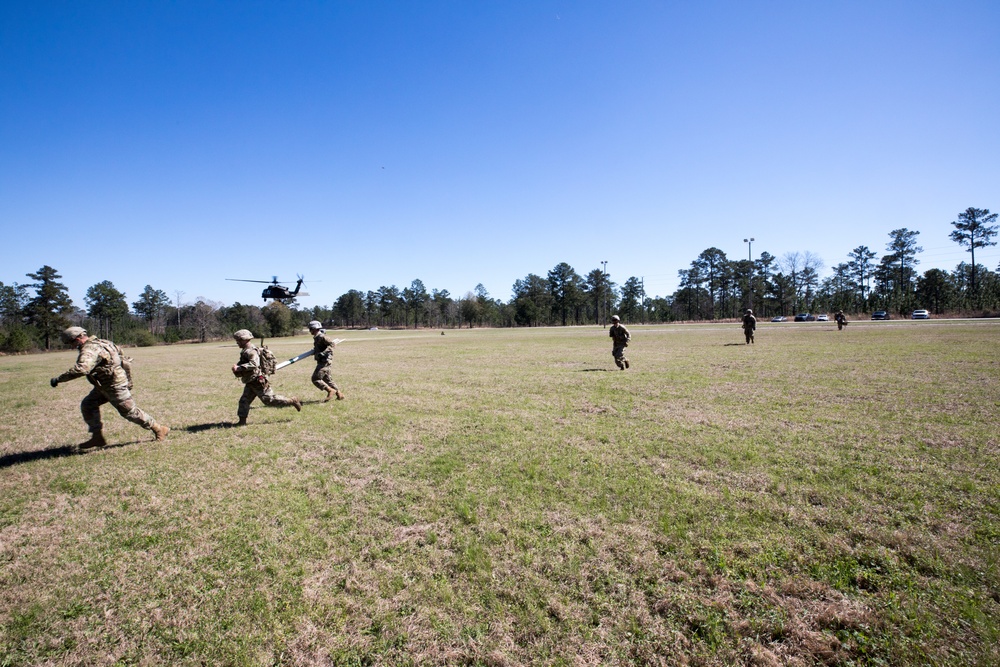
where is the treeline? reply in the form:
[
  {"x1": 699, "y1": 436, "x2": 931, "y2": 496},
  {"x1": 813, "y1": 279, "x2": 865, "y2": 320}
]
[
  {"x1": 323, "y1": 271, "x2": 632, "y2": 329},
  {"x1": 2, "y1": 208, "x2": 997, "y2": 352},
  {"x1": 324, "y1": 210, "x2": 1000, "y2": 326},
  {"x1": 0, "y1": 266, "x2": 318, "y2": 353},
  {"x1": 673, "y1": 214, "x2": 1000, "y2": 320}
]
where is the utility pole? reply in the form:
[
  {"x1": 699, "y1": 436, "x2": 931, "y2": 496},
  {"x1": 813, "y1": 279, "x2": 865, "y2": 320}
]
[
  {"x1": 601, "y1": 260, "x2": 608, "y2": 327},
  {"x1": 174, "y1": 290, "x2": 185, "y2": 327}
]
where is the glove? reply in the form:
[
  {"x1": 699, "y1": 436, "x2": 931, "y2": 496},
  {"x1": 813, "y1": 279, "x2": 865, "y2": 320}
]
[{"x1": 50, "y1": 377, "x2": 59, "y2": 387}]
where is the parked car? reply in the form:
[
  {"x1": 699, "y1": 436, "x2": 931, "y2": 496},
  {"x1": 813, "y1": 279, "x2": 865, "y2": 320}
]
[
  {"x1": 794, "y1": 313, "x2": 815, "y2": 322},
  {"x1": 912, "y1": 309, "x2": 930, "y2": 319},
  {"x1": 816, "y1": 314, "x2": 829, "y2": 322},
  {"x1": 770, "y1": 315, "x2": 786, "y2": 322},
  {"x1": 871, "y1": 311, "x2": 890, "y2": 320}
]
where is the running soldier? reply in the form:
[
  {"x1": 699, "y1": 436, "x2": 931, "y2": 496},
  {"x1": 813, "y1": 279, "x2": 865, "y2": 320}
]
[
  {"x1": 308, "y1": 321, "x2": 344, "y2": 402},
  {"x1": 609, "y1": 315, "x2": 631, "y2": 370},
  {"x1": 742, "y1": 309, "x2": 757, "y2": 344},
  {"x1": 835, "y1": 310, "x2": 848, "y2": 331},
  {"x1": 50, "y1": 326, "x2": 169, "y2": 449},
  {"x1": 231, "y1": 329, "x2": 301, "y2": 425}
]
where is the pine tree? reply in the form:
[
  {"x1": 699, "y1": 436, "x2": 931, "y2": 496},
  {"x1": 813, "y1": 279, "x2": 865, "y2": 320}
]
[{"x1": 24, "y1": 266, "x2": 74, "y2": 350}]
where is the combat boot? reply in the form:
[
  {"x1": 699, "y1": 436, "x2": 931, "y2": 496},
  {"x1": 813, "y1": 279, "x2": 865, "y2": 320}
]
[
  {"x1": 79, "y1": 431, "x2": 107, "y2": 450},
  {"x1": 151, "y1": 422, "x2": 170, "y2": 441},
  {"x1": 292, "y1": 398, "x2": 302, "y2": 412},
  {"x1": 324, "y1": 388, "x2": 335, "y2": 402},
  {"x1": 335, "y1": 390, "x2": 345, "y2": 400},
  {"x1": 624, "y1": 359, "x2": 630, "y2": 369}
]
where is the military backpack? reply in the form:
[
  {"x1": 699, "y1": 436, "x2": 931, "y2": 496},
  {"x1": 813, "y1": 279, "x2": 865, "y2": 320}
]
[{"x1": 258, "y1": 345, "x2": 278, "y2": 376}]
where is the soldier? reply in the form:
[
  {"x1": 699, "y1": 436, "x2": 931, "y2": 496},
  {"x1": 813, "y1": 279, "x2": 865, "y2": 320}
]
[
  {"x1": 50, "y1": 326, "x2": 169, "y2": 449},
  {"x1": 231, "y1": 329, "x2": 301, "y2": 425},
  {"x1": 742, "y1": 309, "x2": 757, "y2": 344},
  {"x1": 307, "y1": 321, "x2": 345, "y2": 402},
  {"x1": 609, "y1": 315, "x2": 631, "y2": 370},
  {"x1": 835, "y1": 310, "x2": 848, "y2": 331}
]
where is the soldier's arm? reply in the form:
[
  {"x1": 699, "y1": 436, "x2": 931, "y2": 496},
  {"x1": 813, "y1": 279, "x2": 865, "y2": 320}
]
[
  {"x1": 54, "y1": 348, "x2": 99, "y2": 384},
  {"x1": 315, "y1": 336, "x2": 334, "y2": 360},
  {"x1": 233, "y1": 349, "x2": 261, "y2": 377}
]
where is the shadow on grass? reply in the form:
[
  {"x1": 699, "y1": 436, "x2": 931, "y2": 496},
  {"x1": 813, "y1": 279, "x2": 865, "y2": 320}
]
[
  {"x1": 579, "y1": 368, "x2": 613, "y2": 372},
  {"x1": 185, "y1": 422, "x2": 239, "y2": 433},
  {"x1": 185, "y1": 417, "x2": 296, "y2": 432},
  {"x1": 0, "y1": 437, "x2": 156, "y2": 468},
  {"x1": 0, "y1": 445, "x2": 77, "y2": 469},
  {"x1": 301, "y1": 398, "x2": 347, "y2": 405},
  {"x1": 724, "y1": 343, "x2": 752, "y2": 346}
]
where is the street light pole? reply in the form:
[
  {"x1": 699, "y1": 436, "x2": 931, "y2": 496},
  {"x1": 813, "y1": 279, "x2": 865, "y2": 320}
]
[
  {"x1": 601, "y1": 260, "x2": 608, "y2": 327},
  {"x1": 640, "y1": 276, "x2": 645, "y2": 324},
  {"x1": 744, "y1": 238, "x2": 754, "y2": 311}
]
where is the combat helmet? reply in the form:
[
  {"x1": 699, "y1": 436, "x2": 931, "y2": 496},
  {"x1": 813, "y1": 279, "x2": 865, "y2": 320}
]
[{"x1": 60, "y1": 326, "x2": 87, "y2": 344}]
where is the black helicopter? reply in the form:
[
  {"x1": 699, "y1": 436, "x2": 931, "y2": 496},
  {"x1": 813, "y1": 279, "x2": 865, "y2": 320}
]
[{"x1": 227, "y1": 276, "x2": 309, "y2": 302}]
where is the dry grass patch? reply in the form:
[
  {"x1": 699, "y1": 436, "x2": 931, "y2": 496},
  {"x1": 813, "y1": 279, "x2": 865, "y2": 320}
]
[{"x1": 1, "y1": 323, "x2": 998, "y2": 665}]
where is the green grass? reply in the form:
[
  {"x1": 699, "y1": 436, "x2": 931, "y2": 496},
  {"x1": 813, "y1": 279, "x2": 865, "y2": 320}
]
[{"x1": 1, "y1": 320, "x2": 998, "y2": 665}]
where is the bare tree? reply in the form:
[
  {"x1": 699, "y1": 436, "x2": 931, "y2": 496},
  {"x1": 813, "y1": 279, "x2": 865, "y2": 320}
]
[
  {"x1": 189, "y1": 299, "x2": 221, "y2": 343},
  {"x1": 779, "y1": 252, "x2": 804, "y2": 312}
]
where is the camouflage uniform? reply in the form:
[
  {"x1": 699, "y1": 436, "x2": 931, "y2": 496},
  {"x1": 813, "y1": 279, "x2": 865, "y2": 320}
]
[
  {"x1": 835, "y1": 311, "x2": 847, "y2": 330},
  {"x1": 742, "y1": 310, "x2": 757, "y2": 344},
  {"x1": 310, "y1": 326, "x2": 343, "y2": 401},
  {"x1": 233, "y1": 340, "x2": 300, "y2": 422},
  {"x1": 609, "y1": 319, "x2": 631, "y2": 370},
  {"x1": 52, "y1": 331, "x2": 167, "y2": 445}
]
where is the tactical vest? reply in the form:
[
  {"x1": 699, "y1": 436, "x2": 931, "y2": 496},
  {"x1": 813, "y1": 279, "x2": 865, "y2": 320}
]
[{"x1": 86, "y1": 338, "x2": 132, "y2": 388}]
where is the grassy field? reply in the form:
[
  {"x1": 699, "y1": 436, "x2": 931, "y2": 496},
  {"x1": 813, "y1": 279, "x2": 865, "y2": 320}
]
[{"x1": 1, "y1": 320, "x2": 998, "y2": 666}]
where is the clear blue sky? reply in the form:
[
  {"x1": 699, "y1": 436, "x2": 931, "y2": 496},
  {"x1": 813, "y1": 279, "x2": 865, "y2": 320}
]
[{"x1": 2, "y1": 1, "x2": 998, "y2": 311}]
